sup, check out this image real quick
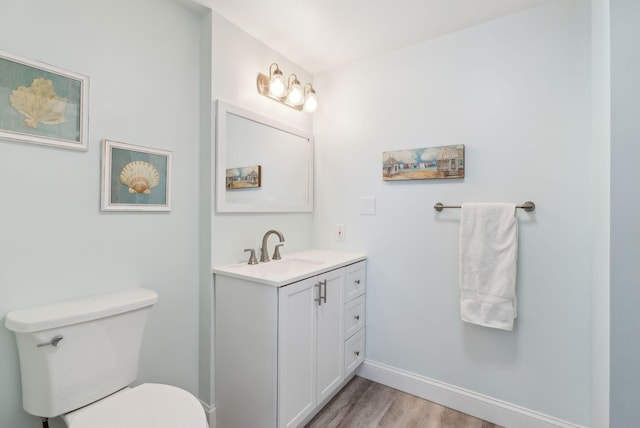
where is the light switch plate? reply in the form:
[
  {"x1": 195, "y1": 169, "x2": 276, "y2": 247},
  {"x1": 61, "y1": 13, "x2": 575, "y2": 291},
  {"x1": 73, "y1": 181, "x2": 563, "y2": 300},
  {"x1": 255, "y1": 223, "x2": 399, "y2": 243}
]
[{"x1": 359, "y1": 197, "x2": 376, "y2": 215}]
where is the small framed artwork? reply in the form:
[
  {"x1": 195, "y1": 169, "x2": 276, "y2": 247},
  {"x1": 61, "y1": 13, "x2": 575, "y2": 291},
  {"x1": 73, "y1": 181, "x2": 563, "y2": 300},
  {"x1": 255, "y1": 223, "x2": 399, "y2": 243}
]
[
  {"x1": 101, "y1": 139, "x2": 172, "y2": 211},
  {"x1": 226, "y1": 165, "x2": 262, "y2": 190},
  {"x1": 383, "y1": 145, "x2": 465, "y2": 181},
  {"x1": 0, "y1": 49, "x2": 89, "y2": 150}
]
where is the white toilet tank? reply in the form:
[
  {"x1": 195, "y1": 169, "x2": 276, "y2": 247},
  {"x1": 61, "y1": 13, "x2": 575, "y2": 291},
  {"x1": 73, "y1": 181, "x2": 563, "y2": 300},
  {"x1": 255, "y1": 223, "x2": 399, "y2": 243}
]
[{"x1": 5, "y1": 288, "x2": 158, "y2": 418}]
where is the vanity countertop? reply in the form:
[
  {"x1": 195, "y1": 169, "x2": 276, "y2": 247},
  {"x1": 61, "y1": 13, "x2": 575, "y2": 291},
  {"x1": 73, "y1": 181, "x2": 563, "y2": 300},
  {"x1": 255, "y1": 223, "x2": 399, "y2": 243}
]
[{"x1": 212, "y1": 249, "x2": 366, "y2": 287}]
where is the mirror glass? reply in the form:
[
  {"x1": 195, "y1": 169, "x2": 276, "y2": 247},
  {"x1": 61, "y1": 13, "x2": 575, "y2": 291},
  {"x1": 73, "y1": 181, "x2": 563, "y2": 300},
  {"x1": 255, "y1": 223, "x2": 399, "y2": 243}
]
[{"x1": 216, "y1": 101, "x2": 313, "y2": 212}]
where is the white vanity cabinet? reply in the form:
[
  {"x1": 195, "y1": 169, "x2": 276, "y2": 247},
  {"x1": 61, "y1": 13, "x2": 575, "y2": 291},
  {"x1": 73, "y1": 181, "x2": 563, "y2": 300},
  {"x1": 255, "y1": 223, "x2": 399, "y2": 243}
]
[
  {"x1": 213, "y1": 253, "x2": 366, "y2": 428},
  {"x1": 278, "y1": 268, "x2": 344, "y2": 428}
]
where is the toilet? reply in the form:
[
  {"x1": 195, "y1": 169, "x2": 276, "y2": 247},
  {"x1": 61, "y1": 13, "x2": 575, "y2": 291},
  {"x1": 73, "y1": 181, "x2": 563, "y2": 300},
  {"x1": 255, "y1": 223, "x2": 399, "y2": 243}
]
[{"x1": 5, "y1": 288, "x2": 208, "y2": 428}]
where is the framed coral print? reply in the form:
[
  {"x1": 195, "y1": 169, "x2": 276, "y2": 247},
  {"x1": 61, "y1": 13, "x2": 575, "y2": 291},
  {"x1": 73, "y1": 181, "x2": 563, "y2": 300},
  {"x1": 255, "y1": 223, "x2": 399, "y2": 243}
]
[
  {"x1": 101, "y1": 139, "x2": 172, "y2": 212},
  {"x1": 0, "y1": 50, "x2": 89, "y2": 150}
]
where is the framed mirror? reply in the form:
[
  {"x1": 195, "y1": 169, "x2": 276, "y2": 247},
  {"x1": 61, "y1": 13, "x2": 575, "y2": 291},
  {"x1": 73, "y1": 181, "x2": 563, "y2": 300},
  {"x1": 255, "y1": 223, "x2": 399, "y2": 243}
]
[{"x1": 215, "y1": 100, "x2": 313, "y2": 213}]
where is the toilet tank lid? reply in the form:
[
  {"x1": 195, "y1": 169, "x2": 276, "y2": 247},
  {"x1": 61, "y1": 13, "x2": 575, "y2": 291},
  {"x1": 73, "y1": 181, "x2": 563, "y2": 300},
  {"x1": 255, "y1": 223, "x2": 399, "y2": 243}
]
[{"x1": 5, "y1": 288, "x2": 158, "y2": 333}]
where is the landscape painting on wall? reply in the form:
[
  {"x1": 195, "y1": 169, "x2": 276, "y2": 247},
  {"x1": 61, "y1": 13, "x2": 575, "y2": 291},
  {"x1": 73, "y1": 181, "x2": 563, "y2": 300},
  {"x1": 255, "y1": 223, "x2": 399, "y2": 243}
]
[
  {"x1": 226, "y1": 165, "x2": 262, "y2": 190},
  {"x1": 383, "y1": 145, "x2": 465, "y2": 181}
]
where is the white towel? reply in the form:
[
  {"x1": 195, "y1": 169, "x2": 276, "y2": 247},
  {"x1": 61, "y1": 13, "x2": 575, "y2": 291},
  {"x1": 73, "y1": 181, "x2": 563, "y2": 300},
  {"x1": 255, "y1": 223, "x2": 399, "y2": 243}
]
[{"x1": 459, "y1": 203, "x2": 518, "y2": 331}]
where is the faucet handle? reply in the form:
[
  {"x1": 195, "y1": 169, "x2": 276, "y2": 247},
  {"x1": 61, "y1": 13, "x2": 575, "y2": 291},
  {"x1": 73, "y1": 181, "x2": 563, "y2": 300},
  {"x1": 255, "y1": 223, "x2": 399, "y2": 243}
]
[
  {"x1": 244, "y1": 248, "x2": 258, "y2": 265},
  {"x1": 272, "y1": 243, "x2": 284, "y2": 260}
]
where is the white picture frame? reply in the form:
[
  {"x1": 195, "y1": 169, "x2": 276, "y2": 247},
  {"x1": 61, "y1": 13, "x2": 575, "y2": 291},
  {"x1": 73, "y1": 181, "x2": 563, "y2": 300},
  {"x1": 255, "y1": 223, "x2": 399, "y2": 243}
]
[
  {"x1": 101, "y1": 139, "x2": 172, "y2": 212},
  {"x1": 0, "y1": 49, "x2": 89, "y2": 150}
]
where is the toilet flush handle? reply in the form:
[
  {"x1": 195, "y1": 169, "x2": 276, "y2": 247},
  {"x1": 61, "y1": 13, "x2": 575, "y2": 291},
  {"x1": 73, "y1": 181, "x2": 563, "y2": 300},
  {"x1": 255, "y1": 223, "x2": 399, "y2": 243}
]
[{"x1": 37, "y1": 335, "x2": 64, "y2": 348}]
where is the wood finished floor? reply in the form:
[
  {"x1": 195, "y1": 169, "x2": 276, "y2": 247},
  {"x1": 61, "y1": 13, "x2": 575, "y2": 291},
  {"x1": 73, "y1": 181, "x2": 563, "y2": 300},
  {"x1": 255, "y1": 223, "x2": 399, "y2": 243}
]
[{"x1": 305, "y1": 376, "x2": 502, "y2": 428}]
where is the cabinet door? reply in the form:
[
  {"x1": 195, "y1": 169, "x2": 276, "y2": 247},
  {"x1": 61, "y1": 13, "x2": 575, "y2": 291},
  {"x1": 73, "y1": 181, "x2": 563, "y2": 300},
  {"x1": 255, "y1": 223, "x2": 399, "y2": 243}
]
[
  {"x1": 278, "y1": 277, "x2": 318, "y2": 428},
  {"x1": 316, "y1": 268, "x2": 345, "y2": 404}
]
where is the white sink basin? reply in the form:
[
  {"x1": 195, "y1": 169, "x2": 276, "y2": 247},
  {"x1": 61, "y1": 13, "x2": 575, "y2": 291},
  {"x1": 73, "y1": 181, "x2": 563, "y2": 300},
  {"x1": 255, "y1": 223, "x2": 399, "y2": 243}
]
[
  {"x1": 245, "y1": 258, "x2": 324, "y2": 276},
  {"x1": 213, "y1": 250, "x2": 366, "y2": 286}
]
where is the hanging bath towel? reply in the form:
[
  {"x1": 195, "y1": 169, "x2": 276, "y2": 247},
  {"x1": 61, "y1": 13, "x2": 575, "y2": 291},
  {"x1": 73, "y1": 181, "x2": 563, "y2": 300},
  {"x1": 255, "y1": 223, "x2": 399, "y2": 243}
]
[{"x1": 459, "y1": 203, "x2": 517, "y2": 331}]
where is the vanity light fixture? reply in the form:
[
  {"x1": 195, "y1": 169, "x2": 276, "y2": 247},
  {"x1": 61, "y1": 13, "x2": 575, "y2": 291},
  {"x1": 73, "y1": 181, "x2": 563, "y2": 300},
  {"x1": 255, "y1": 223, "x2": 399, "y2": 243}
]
[{"x1": 257, "y1": 63, "x2": 318, "y2": 113}]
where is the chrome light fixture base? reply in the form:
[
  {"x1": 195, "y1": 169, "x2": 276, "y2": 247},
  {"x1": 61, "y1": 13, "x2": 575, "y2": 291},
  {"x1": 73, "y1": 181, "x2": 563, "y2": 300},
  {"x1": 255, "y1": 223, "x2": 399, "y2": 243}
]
[
  {"x1": 257, "y1": 73, "x2": 304, "y2": 111},
  {"x1": 256, "y1": 63, "x2": 318, "y2": 113}
]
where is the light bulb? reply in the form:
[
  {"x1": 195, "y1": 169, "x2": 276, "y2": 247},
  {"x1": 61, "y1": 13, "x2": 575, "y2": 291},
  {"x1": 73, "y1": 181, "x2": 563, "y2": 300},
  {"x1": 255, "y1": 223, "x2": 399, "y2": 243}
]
[
  {"x1": 303, "y1": 91, "x2": 318, "y2": 113},
  {"x1": 287, "y1": 82, "x2": 303, "y2": 105},
  {"x1": 269, "y1": 72, "x2": 285, "y2": 97}
]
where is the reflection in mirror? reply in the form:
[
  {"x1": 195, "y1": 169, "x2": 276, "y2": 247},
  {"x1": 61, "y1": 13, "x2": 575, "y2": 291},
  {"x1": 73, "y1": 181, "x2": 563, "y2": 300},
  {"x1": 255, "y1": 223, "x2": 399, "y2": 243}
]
[{"x1": 216, "y1": 100, "x2": 313, "y2": 212}]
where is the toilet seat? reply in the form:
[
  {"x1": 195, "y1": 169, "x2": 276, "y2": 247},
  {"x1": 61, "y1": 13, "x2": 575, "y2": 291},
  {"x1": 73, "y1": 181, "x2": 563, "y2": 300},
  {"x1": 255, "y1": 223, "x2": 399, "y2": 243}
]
[{"x1": 62, "y1": 383, "x2": 208, "y2": 428}]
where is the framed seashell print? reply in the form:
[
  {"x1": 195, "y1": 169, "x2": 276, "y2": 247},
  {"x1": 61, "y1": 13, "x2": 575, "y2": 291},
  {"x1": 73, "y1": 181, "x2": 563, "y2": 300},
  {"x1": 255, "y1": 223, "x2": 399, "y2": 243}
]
[
  {"x1": 0, "y1": 49, "x2": 89, "y2": 150},
  {"x1": 101, "y1": 139, "x2": 172, "y2": 211}
]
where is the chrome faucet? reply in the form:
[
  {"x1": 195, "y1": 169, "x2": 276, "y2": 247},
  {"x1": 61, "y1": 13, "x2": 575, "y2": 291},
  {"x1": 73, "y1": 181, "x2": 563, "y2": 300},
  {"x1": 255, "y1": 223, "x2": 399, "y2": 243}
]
[{"x1": 260, "y1": 230, "x2": 285, "y2": 262}]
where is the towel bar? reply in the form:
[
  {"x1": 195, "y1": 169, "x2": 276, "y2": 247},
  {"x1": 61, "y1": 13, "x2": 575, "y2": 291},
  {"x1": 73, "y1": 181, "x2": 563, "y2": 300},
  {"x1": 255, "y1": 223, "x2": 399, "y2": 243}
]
[{"x1": 434, "y1": 201, "x2": 535, "y2": 212}]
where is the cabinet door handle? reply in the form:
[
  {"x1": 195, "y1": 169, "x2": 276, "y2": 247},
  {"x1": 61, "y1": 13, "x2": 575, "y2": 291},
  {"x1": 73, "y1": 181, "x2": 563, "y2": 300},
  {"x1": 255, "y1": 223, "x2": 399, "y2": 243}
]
[
  {"x1": 321, "y1": 280, "x2": 327, "y2": 304},
  {"x1": 314, "y1": 282, "x2": 322, "y2": 306},
  {"x1": 354, "y1": 315, "x2": 360, "y2": 320},
  {"x1": 354, "y1": 279, "x2": 361, "y2": 285},
  {"x1": 354, "y1": 351, "x2": 360, "y2": 357}
]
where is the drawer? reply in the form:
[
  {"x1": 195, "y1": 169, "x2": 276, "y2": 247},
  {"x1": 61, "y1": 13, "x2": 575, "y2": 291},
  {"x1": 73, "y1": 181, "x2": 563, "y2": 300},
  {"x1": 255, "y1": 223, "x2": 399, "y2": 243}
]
[
  {"x1": 345, "y1": 261, "x2": 366, "y2": 302},
  {"x1": 344, "y1": 295, "x2": 365, "y2": 339},
  {"x1": 344, "y1": 329, "x2": 365, "y2": 375}
]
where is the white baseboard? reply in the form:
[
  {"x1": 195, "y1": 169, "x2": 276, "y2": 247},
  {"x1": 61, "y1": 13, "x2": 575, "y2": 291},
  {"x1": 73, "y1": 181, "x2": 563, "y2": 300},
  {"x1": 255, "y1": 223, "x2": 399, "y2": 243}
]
[
  {"x1": 200, "y1": 399, "x2": 216, "y2": 428},
  {"x1": 356, "y1": 360, "x2": 586, "y2": 428}
]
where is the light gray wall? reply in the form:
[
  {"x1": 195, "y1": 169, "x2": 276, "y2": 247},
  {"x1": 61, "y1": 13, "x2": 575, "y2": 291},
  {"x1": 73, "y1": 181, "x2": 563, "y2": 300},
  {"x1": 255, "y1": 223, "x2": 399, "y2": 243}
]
[
  {"x1": 590, "y1": 0, "x2": 611, "y2": 425},
  {"x1": 313, "y1": 0, "x2": 592, "y2": 424},
  {"x1": 610, "y1": 0, "x2": 640, "y2": 426},
  {"x1": 199, "y1": 8, "x2": 215, "y2": 410},
  {"x1": 210, "y1": 13, "x2": 315, "y2": 268},
  {"x1": 0, "y1": 0, "x2": 202, "y2": 426}
]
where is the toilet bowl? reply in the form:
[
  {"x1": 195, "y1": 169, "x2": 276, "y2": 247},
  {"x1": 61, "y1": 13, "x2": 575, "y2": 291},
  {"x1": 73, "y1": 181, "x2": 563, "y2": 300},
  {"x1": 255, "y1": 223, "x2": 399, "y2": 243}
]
[
  {"x1": 62, "y1": 384, "x2": 207, "y2": 428},
  {"x1": 5, "y1": 288, "x2": 208, "y2": 428}
]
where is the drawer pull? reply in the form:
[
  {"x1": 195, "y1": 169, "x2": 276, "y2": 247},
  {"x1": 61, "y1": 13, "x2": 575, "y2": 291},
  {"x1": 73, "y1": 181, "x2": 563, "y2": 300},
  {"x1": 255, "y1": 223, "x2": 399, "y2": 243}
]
[
  {"x1": 354, "y1": 351, "x2": 360, "y2": 357},
  {"x1": 354, "y1": 315, "x2": 360, "y2": 320}
]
